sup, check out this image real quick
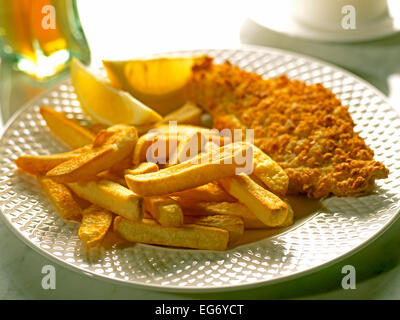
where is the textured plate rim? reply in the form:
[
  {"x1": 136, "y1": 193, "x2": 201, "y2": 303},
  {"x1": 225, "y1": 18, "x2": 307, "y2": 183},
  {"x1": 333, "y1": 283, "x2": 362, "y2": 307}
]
[{"x1": 1, "y1": 44, "x2": 399, "y2": 293}]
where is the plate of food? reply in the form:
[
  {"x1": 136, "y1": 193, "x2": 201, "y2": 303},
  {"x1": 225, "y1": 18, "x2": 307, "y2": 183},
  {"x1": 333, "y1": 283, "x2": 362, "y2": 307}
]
[{"x1": 1, "y1": 46, "x2": 399, "y2": 292}]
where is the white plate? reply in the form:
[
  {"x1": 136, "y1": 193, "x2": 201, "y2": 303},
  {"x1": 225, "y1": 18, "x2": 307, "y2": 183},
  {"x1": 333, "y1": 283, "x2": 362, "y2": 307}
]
[{"x1": 1, "y1": 47, "x2": 400, "y2": 292}]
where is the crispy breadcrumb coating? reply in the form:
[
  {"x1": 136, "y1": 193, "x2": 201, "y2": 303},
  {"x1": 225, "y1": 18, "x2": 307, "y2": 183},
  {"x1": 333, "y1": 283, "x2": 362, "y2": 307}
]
[{"x1": 185, "y1": 57, "x2": 388, "y2": 198}]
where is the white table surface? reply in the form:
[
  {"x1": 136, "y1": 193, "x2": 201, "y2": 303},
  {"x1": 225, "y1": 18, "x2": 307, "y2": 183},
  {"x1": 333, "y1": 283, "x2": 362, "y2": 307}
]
[{"x1": 1, "y1": 1, "x2": 400, "y2": 300}]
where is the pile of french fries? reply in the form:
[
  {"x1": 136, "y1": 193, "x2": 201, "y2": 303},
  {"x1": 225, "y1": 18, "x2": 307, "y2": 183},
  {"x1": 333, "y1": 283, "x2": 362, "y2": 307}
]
[{"x1": 15, "y1": 102, "x2": 293, "y2": 251}]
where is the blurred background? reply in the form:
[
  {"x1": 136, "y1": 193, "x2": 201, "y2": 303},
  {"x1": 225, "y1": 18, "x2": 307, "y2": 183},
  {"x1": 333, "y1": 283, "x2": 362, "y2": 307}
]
[{"x1": 0, "y1": 0, "x2": 400, "y2": 299}]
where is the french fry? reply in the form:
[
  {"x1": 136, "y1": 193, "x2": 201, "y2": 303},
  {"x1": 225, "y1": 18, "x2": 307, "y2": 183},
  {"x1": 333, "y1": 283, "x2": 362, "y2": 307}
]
[
  {"x1": 129, "y1": 101, "x2": 203, "y2": 135},
  {"x1": 167, "y1": 133, "x2": 232, "y2": 166},
  {"x1": 68, "y1": 179, "x2": 143, "y2": 221},
  {"x1": 78, "y1": 204, "x2": 113, "y2": 247},
  {"x1": 179, "y1": 200, "x2": 267, "y2": 229},
  {"x1": 281, "y1": 200, "x2": 294, "y2": 227},
  {"x1": 15, "y1": 145, "x2": 91, "y2": 175},
  {"x1": 206, "y1": 139, "x2": 288, "y2": 195},
  {"x1": 182, "y1": 199, "x2": 294, "y2": 229},
  {"x1": 132, "y1": 133, "x2": 178, "y2": 165},
  {"x1": 100, "y1": 229, "x2": 131, "y2": 249},
  {"x1": 46, "y1": 145, "x2": 114, "y2": 183},
  {"x1": 206, "y1": 140, "x2": 288, "y2": 196},
  {"x1": 149, "y1": 125, "x2": 225, "y2": 151},
  {"x1": 154, "y1": 124, "x2": 220, "y2": 138},
  {"x1": 143, "y1": 211, "x2": 152, "y2": 219},
  {"x1": 97, "y1": 170, "x2": 127, "y2": 187},
  {"x1": 114, "y1": 216, "x2": 229, "y2": 251},
  {"x1": 183, "y1": 214, "x2": 244, "y2": 246},
  {"x1": 133, "y1": 123, "x2": 157, "y2": 136},
  {"x1": 46, "y1": 125, "x2": 138, "y2": 183},
  {"x1": 38, "y1": 176, "x2": 82, "y2": 221},
  {"x1": 203, "y1": 140, "x2": 220, "y2": 154},
  {"x1": 24, "y1": 106, "x2": 296, "y2": 252},
  {"x1": 157, "y1": 101, "x2": 202, "y2": 126},
  {"x1": 168, "y1": 132, "x2": 203, "y2": 165},
  {"x1": 132, "y1": 132, "x2": 158, "y2": 165},
  {"x1": 70, "y1": 190, "x2": 92, "y2": 210},
  {"x1": 144, "y1": 196, "x2": 183, "y2": 227},
  {"x1": 103, "y1": 162, "x2": 159, "y2": 187},
  {"x1": 125, "y1": 143, "x2": 251, "y2": 196},
  {"x1": 208, "y1": 135, "x2": 232, "y2": 148},
  {"x1": 124, "y1": 162, "x2": 159, "y2": 176},
  {"x1": 40, "y1": 106, "x2": 95, "y2": 148},
  {"x1": 108, "y1": 153, "x2": 134, "y2": 175},
  {"x1": 91, "y1": 124, "x2": 136, "y2": 147},
  {"x1": 133, "y1": 125, "x2": 231, "y2": 166},
  {"x1": 170, "y1": 182, "x2": 235, "y2": 203},
  {"x1": 242, "y1": 142, "x2": 288, "y2": 196},
  {"x1": 218, "y1": 174, "x2": 289, "y2": 227}
]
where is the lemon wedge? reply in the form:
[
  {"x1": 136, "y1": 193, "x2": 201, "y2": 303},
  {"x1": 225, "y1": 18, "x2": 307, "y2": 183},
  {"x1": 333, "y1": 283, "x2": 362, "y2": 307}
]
[
  {"x1": 102, "y1": 56, "x2": 205, "y2": 115},
  {"x1": 70, "y1": 58, "x2": 162, "y2": 125}
]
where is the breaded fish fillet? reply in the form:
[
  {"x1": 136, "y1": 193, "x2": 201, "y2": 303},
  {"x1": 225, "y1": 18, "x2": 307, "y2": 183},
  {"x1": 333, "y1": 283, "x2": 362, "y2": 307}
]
[{"x1": 185, "y1": 57, "x2": 388, "y2": 198}]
